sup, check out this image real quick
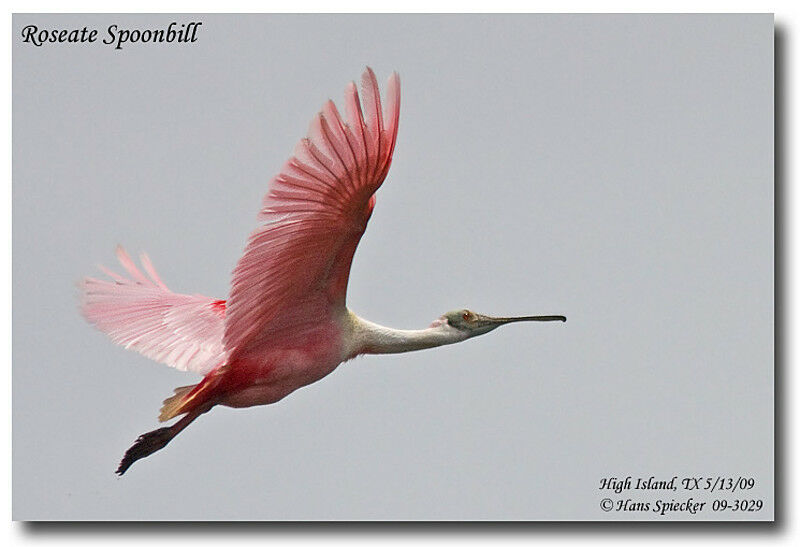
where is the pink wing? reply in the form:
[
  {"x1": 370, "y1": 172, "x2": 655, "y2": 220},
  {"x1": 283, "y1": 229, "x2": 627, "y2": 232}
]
[
  {"x1": 80, "y1": 246, "x2": 227, "y2": 375},
  {"x1": 224, "y1": 68, "x2": 400, "y2": 356}
]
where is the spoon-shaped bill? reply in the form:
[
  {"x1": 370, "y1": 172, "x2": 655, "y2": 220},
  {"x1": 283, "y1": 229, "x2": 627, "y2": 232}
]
[{"x1": 476, "y1": 314, "x2": 566, "y2": 327}]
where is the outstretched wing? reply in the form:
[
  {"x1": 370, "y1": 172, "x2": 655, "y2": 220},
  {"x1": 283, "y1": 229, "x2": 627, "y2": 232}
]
[
  {"x1": 80, "y1": 246, "x2": 227, "y2": 375},
  {"x1": 224, "y1": 68, "x2": 400, "y2": 356}
]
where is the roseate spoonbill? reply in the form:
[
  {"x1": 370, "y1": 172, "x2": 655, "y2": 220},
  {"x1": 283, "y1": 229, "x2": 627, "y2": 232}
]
[{"x1": 80, "y1": 68, "x2": 566, "y2": 475}]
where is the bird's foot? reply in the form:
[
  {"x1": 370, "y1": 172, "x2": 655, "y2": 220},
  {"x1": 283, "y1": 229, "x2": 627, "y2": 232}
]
[{"x1": 116, "y1": 426, "x2": 174, "y2": 476}]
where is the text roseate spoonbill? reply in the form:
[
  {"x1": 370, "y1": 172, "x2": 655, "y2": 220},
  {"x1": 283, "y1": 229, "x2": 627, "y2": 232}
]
[{"x1": 80, "y1": 68, "x2": 566, "y2": 475}]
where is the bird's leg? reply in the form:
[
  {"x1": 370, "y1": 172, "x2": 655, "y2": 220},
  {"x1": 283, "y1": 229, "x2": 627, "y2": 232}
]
[{"x1": 116, "y1": 406, "x2": 208, "y2": 475}]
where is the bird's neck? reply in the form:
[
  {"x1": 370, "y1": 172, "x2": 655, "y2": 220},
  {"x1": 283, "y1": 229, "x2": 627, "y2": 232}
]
[{"x1": 347, "y1": 312, "x2": 469, "y2": 356}]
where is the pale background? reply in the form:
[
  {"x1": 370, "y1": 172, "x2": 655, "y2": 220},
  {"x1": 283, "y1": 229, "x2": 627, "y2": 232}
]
[{"x1": 13, "y1": 14, "x2": 773, "y2": 520}]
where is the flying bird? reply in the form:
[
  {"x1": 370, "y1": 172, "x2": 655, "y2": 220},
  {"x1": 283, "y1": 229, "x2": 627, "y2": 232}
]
[{"x1": 80, "y1": 68, "x2": 566, "y2": 475}]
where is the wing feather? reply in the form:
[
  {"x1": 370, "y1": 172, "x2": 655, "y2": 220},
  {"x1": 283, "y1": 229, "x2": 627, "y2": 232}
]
[
  {"x1": 80, "y1": 247, "x2": 226, "y2": 374},
  {"x1": 224, "y1": 68, "x2": 401, "y2": 357}
]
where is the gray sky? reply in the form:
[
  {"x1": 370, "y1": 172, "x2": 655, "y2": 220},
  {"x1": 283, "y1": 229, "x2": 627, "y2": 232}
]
[{"x1": 13, "y1": 14, "x2": 773, "y2": 520}]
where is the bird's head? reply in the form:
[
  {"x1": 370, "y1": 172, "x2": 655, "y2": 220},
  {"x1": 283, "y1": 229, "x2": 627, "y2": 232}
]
[{"x1": 440, "y1": 309, "x2": 566, "y2": 338}]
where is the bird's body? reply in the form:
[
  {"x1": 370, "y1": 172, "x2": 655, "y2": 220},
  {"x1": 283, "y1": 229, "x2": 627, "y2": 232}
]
[
  {"x1": 208, "y1": 310, "x2": 347, "y2": 410},
  {"x1": 80, "y1": 68, "x2": 565, "y2": 475},
  {"x1": 184, "y1": 310, "x2": 469, "y2": 411}
]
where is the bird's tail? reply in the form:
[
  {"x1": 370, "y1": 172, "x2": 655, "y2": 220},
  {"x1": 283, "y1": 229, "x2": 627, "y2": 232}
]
[
  {"x1": 159, "y1": 385, "x2": 196, "y2": 422},
  {"x1": 158, "y1": 372, "x2": 223, "y2": 422}
]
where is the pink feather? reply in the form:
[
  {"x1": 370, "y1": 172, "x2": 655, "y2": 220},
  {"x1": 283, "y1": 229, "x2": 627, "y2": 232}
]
[
  {"x1": 225, "y1": 68, "x2": 400, "y2": 358},
  {"x1": 80, "y1": 247, "x2": 226, "y2": 374}
]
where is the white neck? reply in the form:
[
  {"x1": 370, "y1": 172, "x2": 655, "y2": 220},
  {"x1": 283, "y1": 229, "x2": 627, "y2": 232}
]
[{"x1": 347, "y1": 313, "x2": 469, "y2": 356}]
